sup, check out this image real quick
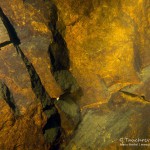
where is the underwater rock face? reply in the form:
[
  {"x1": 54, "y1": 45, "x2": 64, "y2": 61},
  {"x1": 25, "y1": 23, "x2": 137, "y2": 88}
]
[
  {"x1": 0, "y1": 0, "x2": 149, "y2": 149},
  {"x1": 55, "y1": 0, "x2": 150, "y2": 107},
  {"x1": 65, "y1": 97, "x2": 150, "y2": 150}
]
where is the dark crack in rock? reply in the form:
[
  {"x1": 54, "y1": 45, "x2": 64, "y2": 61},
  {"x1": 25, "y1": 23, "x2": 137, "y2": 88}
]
[{"x1": 0, "y1": 81, "x2": 18, "y2": 115}]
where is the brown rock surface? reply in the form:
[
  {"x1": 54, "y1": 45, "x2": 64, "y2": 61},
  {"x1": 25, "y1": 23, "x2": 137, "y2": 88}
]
[
  {"x1": 0, "y1": 18, "x2": 9, "y2": 43},
  {"x1": 0, "y1": 0, "x2": 149, "y2": 149},
  {"x1": 54, "y1": 0, "x2": 150, "y2": 107},
  {"x1": 0, "y1": 80, "x2": 47, "y2": 149},
  {"x1": 0, "y1": 0, "x2": 61, "y2": 149},
  {"x1": 0, "y1": 44, "x2": 35, "y2": 113},
  {"x1": 1, "y1": 0, "x2": 63, "y2": 98}
]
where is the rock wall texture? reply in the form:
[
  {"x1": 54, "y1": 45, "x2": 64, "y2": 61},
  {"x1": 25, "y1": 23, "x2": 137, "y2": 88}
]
[
  {"x1": 54, "y1": 0, "x2": 150, "y2": 107},
  {"x1": 0, "y1": 0, "x2": 149, "y2": 150}
]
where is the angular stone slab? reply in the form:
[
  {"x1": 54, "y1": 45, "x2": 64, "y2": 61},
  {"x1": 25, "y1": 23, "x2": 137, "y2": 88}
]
[
  {"x1": 0, "y1": 18, "x2": 10, "y2": 43},
  {"x1": 0, "y1": 44, "x2": 36, "y2": 114}
]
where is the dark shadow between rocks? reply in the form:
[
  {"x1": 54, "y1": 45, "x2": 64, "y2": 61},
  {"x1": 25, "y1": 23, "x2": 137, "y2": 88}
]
[
  {"x1": 48, "y1": 31, "x2": 70, "y2": 73},
  {"x1": 0, "y1": 7, "x2": 20, "y2": 48},
  {"x1": 48, "y1": 4, "x2": 70, "y2": 73},
  {"x1": 47, "y1": 5, "x2": 83, "y2": 145},
  {"x1": 0, "y1": 41, "x2": 12, "y2": 49},
  {"x1": 47, "y1": 3, "x2": 81, "y2": 96},
  {"x1": 0, "y1": 81, "x2": 18, "y2": 115}
]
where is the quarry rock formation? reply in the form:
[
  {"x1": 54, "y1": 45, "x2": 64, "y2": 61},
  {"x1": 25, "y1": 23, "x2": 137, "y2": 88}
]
[{"x1": 0, "y1": 0, "x2": 149, "y2": 149}]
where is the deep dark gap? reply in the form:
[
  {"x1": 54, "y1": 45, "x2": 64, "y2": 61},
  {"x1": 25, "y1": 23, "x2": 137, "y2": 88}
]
[
  {"x1": 48, "y1": 4, "x2": 70, "y2": 73},
  {"x1": 43, "y1": 113, "x2": 61, "y2": 132},
  {"x1": 0, "y1": 81, "x2": 17, "y2": 114},
  {"x1": 43, "y1": 113, "x2": 61, "y2": 150},
  {"x1": 0, "y1": 7, "x2": 20, "y2": 46},
  {"x1": 47, "y1": 5, "x2": 83, "y2": 149},
  {"x1": 0, "y1": 41, "x2": 12, "y2": 49},
  {"x1": 48, "y1": 30, "x2": 70, "y2": 72},
  {"x1": 4, "y1": 84, "x2": 16, "y2": 111}
]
